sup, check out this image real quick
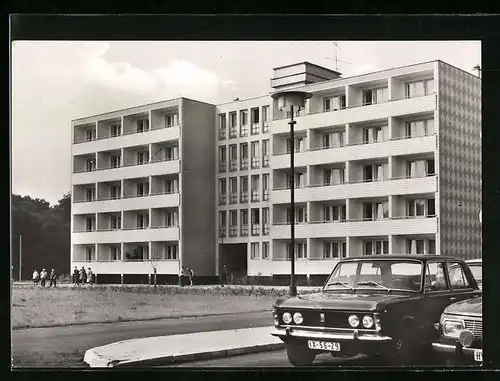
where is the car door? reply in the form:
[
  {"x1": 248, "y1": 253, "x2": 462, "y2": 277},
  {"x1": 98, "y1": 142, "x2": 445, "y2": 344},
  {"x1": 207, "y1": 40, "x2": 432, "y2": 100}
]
[{"x1": 445, "y1": 260, "x2": 481, "y2": 303}]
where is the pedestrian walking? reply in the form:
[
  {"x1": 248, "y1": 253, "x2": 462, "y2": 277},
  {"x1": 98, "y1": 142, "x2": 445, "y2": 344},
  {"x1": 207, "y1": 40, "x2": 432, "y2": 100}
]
[
  {"x1": 40, "y1": 269, "x2": 48, "y2": 287},
  {"x1": 32, "y1": 269, "x2": 39, "y2": 287},
  {"x1": 79, "y1": 266, "x2": 87, "y2": 286},
  {"x1": 49, "y1": 269, "x2": 57, "y2": 287},
  {"x1": 87, "y1": 267, "x2": 93, "y2": 285},
  {"x1": 220, "y1": 264, "x2": 228, "y2": 287},
  {"x1": 73, "y1": 266, "x2": 79, "y2": 285},
  {"x1": 188, "y1": 268, "x2": 194, "y2": 286}
]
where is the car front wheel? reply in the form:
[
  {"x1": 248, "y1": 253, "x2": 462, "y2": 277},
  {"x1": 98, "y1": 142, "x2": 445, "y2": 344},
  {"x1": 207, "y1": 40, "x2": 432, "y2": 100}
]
[{"x1": 286, "y1": 343, "x2": 316, "y2": 366}]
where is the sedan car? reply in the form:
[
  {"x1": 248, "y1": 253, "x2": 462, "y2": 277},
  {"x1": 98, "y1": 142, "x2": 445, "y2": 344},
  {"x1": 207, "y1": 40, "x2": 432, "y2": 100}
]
[
  {"x1": 271, "y1": 255, "x2": 481, "y2": 366},
  {"x1": 432, "y1": 296, "x2": 482, "y2": 365}
]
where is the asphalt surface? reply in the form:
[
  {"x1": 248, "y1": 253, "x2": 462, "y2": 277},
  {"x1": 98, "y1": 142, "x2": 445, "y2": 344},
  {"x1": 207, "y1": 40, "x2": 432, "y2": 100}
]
[{"x1": 12, "y1": 311, "x2": 271, "y2": 368}]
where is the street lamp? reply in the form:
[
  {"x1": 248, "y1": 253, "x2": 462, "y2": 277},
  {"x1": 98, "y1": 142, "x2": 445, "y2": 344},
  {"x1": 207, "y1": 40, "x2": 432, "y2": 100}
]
[{"x1": 271, "y1": 90, "x2": 312, "y2": 297}]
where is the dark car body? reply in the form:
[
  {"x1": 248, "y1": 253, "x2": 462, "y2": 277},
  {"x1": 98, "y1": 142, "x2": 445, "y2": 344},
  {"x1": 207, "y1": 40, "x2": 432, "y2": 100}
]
[
  {"x1": 432, "y1": 296, "x2": 482, "y2": 365},
  {"x1": 271, "y1": 255, "x2": 481, "y2": 366}
]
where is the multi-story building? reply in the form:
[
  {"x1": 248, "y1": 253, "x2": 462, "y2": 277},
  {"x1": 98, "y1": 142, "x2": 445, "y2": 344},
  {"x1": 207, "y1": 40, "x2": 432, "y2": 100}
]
[{"x1": 71, "y1": 59, "x2": 481, "y2": 285}]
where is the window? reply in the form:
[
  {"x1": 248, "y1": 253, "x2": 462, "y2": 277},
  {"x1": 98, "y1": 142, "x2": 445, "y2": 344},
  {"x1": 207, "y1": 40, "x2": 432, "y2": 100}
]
[
  {"x1": 363, "y1": 202, "x2": 389, "y2": 220},
  {"x1": 137, "y1": 119, "x2": 149, "y2": 133},
  {"x1": 137, "y1": 151, "x2": 149, "y2": 165},
  {"x1": 262, "y1": 207, "x2": 270, "y2": 235},
  {"x1": 165, "y1": 211, "x2": 178, "y2": 227},
  {"x1": 251, "y1": 243, "x2": 260, "y2": 260},
  {"x1": 251, "y1": 175, "x2": 260, "y2": 202},
  {"x1": 86, "y1": 247, "x2": 94, "y2": 261},
  {"x1": 323, "y1": 241, "x2": 347, "y2": 259},
  {"x1": 110, "y1": 154, "x2": 121, "y2": 168},
  {"x1": 219, "y1": 211, "x2": 227, "y2": 238},
  {"x1": 362, "y1": 126, "x2": 388, "y2": 144},
  {"x1": 323, "y1": 168, "x2": 345, "y2": 186},
  {"x1": 363, "y1": 164, "x2": 386, "y2": 182},
  {"x1": 363, "y1": 87, "x2": 388, "y2": 105},
  {"x1": 110, "y1": 185, "x2": 120, "y2": 199},
  {"x1": 240, "y1": 110, "x2": 248, "y2": 136},
  {"x1": 287, "y1": 172, "x2": 306, "y2": 189},
  {"x1": 406, "y1": 160, "x2": 428, "y2": 178},
  {"x1": 405, "y1": 119, "x2": 434, "y2": 138},
  {"x1": 86, "y1": 158, "x2": 96, "y2": 172},
  {"x1": 425, "y1": 262, "x2": 448, "y2": 291},
  {"x1": 251, "y1": 208, "x2": 260, "y2": 235},
  {"x1": 111, "y1": 124, "x2": 121, "y2": 137},
  {"x1": 406, "y1": 239, "x2": 425, "y2": 254},
  {"x1": 137, "y1": 182, "x2": 149, "y2": 197},
  {"x1": 110, "y1": 215, "x2": 121, "y2": 230},
  {"x1": 240, "y1": 143, "x2": 249, "y2": 170},
  {"x1": 219, "y1": 113, "x2": 227, "y2": 140},
  {"x1": 229, "y1": 112, "x2": 237, "y2": 137},
  {"x1": 406, "y1": 79, "x2": 435, "y2": 98},
  {"x1": 287, "y1": 242, "x2": 307, "y2": 260},
  {"x1": 363, "y1": 240, "x2": 389, "y2": 255},
  {"x1": 251, "y1": 108, "x2": 260, "y2": 134},
  {"x1": 111, "y1": 246, "x2": 120, "y2": 261},
  {"x1": 426, "y1": 159, "x2": 435, "y2": 176},
  {"x1": 165, "y1": 113, "x2": 178, "y2": 128},
  {"x1": 219, "y1": 146, "x2": 227, "y2": 172},
  {"x1": 85, "y1": 216, "x2": 95, "y2": 232},
  {"x1": 165, "y1": 244, "x2": 178, "y2": 260},
  {"x1": 262, "y1": 139, "x2": 270, "y2": 167},
  {"x1": 137, "y1": 213, "x2": 149, "y2": 229},
  {"x1": 287, "y1": 206, "x2": 307, "y2": 224},
  {"x1": 229, "y1": 145, "x2": 238, "y2": 171},
  {"x1": 219, "y1": 178, "x2": 227, "y2": 204},
  {"x1": 251, "y1": 141, "x2": 260, "y2": 169},
  {"x1": 165, "y1": 179, "x2": 178, "y2": 194},
  {"x1": 229, "y1": 177, "x2": 238, "y2": 204},
  {"x1": 229, "y1": 210, "x2": 238, "y2": 237},
  {"x1": 322, "y1": 131, "x2": 345, "y2": 149},
  {"x1": 262, "y1": 174, "x2": 269, "y2": 201},
  {"x1": 86, "y1": 129, "x2": 96, "y2": 141},
  {"x1": 240, "y1": 210, "x2": 248, "y2": 236},
  {"x1": 286, "y1": 136, "x2": 306, "y2": 153},
  {"x1": 262, "y1": 106, "x2": 270, "y2": 133},
  {"x1": 85, "y1": 187, "x2": 95, "y2": 202},
  {"x1": 323, "y1": 94, "x2": 346, "y2": 112},
  {"x1": 262, "y1": 242, "x2": 270, "y2": 259},
  {"x1": 428, "y1": 239, "x2": 436, "y2": 254},
  {"x1": 240, "y1": 176, "x2": 248, "y2": 203},
  {"x1": 164, "y1": 146, "x2": 178, "y2": 161},
  {"x1": 323, "y1": 204, "x2": 347, "y2": 222},
  {"x1": 447, "y1": 262, "x2": 471, "y2": 289}
]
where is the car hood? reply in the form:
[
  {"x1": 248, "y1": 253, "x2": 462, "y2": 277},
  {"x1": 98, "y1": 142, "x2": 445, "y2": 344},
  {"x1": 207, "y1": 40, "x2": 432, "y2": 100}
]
[
  {"x1": 276, "y1": 291, "x2": 412, "y2": 311},
  {"x1": 444, "y1": 296, "x2": 482, "y2": 317}
]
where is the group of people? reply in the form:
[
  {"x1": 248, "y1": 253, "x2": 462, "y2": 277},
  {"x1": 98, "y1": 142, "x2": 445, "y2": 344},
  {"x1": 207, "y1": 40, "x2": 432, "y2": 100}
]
[
  {"x1": 179, "y1": 266, "x2": 195, "y2": 286},
  {"x1": 73, "y1": 266, "x2": 94, "y2": 286},
  {"x1": 32, "y1": 268, "x2": 57, "y2": 287}
]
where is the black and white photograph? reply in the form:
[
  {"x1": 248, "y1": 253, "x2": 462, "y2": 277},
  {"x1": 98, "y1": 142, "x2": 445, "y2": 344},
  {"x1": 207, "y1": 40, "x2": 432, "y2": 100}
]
[{"x1": 11, "y1": 33, "x2": 483, "y2": 369}]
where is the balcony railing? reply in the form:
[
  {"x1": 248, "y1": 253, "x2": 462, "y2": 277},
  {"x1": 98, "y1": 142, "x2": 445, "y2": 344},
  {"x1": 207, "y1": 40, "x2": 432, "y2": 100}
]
[
  {"x1": 251, "y1": 158, "x2": 260, "y2": 169},
  {"x1": 251, "y1": 123, "x2": 259, "y2": 135},
  {"x1": 262, "y1": 190, "x2": 270, "y2": 201},
  {"x1": 73, "y1": 156, "x2": 179, "y2": 174},
  {"x1": 229, "y1": 127, "x2": 237, "y2": 139},
  {"x1": 229, "y1": 226, "x2": 238, "y2": 237},
  {"x1": 229, "y1": 193, "x2": 238, "y2": 204},
  {"x1": 219, "y1": 129, "x2": 227, "y2": 140},
  {"x1": 273, "y1": 214, "x2": 437, "y2": 226},
  {"x1": 240, "y1": 192, "x2": 248, "y2": 203},
  {"x1": 229, "y1": 160, "x2": 238, "y2": 171},
  {"x1": 73, "y1": 190, "x2": 178, "y2": 204},
  {"x1": 262, "y1": 155, "x2": 269, "y2": 167},
  {"x1": 218, "y1": 195, "x2": 227, "y2": 205},
  {"x1": 262, "y1": 122, "x2": 270, "y2": 133},
  {"x1": 251, "y1": 191, "x2": 260, "y2": 202},
  {"x1": 240, "y1": 225, "x2": 249, "y2": 236},
  {"x1": 240, "y1": 159, "x2": 249, "y2": 170},
  {"x1": 251, "y1": 224, "x2": 260, "y2": 236},
  {"x1": 219, "y1": 228, "x2": 227, "y2": 238},
  {"x1": 219, "y1": 162, "x2": 227, "y2": 172}
]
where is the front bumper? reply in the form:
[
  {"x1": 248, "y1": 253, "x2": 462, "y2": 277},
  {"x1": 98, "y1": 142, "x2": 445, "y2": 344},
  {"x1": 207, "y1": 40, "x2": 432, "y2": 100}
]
[
  {"x1": 271, "y1": 327, "x2": 392, "y2": 342},
  {"x1": 432, "y1": 342, "x2": 482, "y2": 362}
]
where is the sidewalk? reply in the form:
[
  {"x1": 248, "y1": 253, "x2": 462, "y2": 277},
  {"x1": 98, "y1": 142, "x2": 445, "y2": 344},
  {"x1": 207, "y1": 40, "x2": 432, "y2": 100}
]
[{"x1": 84, "y1": 326, "x2": 283, "y2": 367}]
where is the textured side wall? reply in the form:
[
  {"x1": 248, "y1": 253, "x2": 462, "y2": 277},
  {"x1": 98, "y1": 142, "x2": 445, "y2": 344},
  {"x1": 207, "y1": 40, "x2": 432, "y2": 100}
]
[
  {"x1": 181, "y1": 99, "x2": 217, "y2": 276},
  {"x1": 438, "y1": 61, "x2": 482, "y2": 260}
]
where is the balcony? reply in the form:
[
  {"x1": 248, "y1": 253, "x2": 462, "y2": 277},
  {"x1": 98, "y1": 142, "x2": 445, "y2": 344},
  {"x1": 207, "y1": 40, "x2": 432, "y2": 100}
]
[
  {"x1": 269, "y1": 259, "x2": 340, "y2": 275},
  {"x1": 72, "y1": 158, "x2": 180, "y2": 185},
  {"x1": 272, "y1": 175, "x2": 437, "y2": 204},
  {"x1": 73, "y1": 125, "x2": 180, "y2": 155},
  {"x1": 72, "y1": 191, "x2": 180, "y2": 214},
  {"x1": 72, "y1": 226, "x2": 179, "y2": 244},
  {"x1": 271, "y1": 216, "x2": 438, "y2": 239},
  {"x1": 271, "y1": 134, "x2": 436, "y2": 169},
  {"x1": 271, "y1": 93, "x2": 437, "y2": 134}
]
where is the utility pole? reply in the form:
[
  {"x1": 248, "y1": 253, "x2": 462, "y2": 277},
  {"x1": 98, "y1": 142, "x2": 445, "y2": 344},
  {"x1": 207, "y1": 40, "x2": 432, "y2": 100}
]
[{"x1": 19, "y1": 234, "x2": 22, "y2": 281}]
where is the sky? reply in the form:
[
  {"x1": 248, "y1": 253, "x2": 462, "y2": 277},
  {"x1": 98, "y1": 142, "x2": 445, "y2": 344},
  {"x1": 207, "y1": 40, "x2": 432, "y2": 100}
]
[{"x1": 11, "y1": 41, "x2": 481, "y2": 206}]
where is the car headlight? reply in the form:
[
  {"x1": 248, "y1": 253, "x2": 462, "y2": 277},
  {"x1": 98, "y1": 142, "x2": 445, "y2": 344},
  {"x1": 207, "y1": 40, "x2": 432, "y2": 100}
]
[
  {"x1": 282, "y1": 312, "x2": 292, "y2": 324},
  {"x1": 293, "y1": 312, "x2": 303, "y2": 324},
  {"x1": 442, "y1": 319, "x2": 464, "y2": 338},
  {"x1": 348, "y1": 314, "x2": 360, "y2": 328},
  {"x1": 362, "y1": 315, "x2": 374, "y2": 328}
]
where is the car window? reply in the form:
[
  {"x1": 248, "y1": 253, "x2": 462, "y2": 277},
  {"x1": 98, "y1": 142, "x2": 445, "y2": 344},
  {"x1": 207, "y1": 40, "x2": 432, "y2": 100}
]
[
  {"x1": 425, "y1": 262, "x2": 448, "y2": 291},
  {"x1": 329, "y1": 262, "x2": 357, "y2": 287},
  {"x1": 468, "y1": 264, "x2": 482, "y2": 284},
  {"x1": 447, "y1": 262, "x2": 471, "y2": 289}
]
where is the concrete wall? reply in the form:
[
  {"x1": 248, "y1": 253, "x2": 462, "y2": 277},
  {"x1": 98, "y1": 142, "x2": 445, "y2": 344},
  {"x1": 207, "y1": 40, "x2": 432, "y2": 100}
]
[{"x1": 181, "y1": 99, "x2": 217, "y2": 276}]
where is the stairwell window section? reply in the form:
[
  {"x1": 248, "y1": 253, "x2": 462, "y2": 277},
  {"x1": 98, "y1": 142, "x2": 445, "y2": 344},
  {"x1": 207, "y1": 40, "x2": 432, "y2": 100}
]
[
  {"x1": 324, "y1": 240, "x2": 347, "y2": 259},
  {"x1": 218, "y1": 178, "x2": 227, "y2": 205},
  {"x1": 323, "y1": 130, "x2": 345, "y2": 149},
  {"x1": 323, "y1": 94, "x2": 346, "y2": 112},
  {"x1": 110, "y1": 215, "x2": 121, "y2": 230},
  {"x1": 229, "y1": 210, "x2": 238, "y2": 237},
  {"x1": 323, "y1": 168, "x2": 345, "y2": 186},
  {"x1": 251, "y1": 243, "x2": 260, "y2": 260},
  {"x1": 363, "y1": 201, "x2": 389, "y2": 221},
  {"x1": 110, "y1": 185, "x2": 121, "y2": 199},
  {"x1": 165, "y1": 211, "x2": 178, "y2": 228},
  {"x1": 137, "y1": 181, "x2": 149, "y2": 197},
  {"x1": 240, "y1": 143, "x2": 249, "y2": 170},
  {"x1": 240, "y1": 176, "x2": 248, "y2": 203},
  {"x1": 262, "y1": 242, "x2": 270, "y2": 260},
  {"x1": 251, "y1": 208, "x2": 260, "y2": 236},
  {"x1": 86, "y1": 129, "x2": 96, "y2": 142},
  {"x1": 137, "y1": 151, "x2": 149, "y2": 165},
  {"x1": 229, "y1": 177, "x2": 238, "y2": 204},
  {"x1": 363, "y1": 87, "x2": 388, "y2": 106},
  {"x1": 251, "y1": 141, "x2": 260, "y2": 169},
  {"x1": 229, "y1": 145, "x2": 238, "y2": 171},
  {"x1": 407, "y1": 198, "x2": 435, "y2": 218},
  {"x1": 287, "y1": 172, "x2": 306, "y2": 189},
  {"x1": 85, "y1": 187, "x2": 96, "y2": 202},
  {"x1": 111, "y1": 154, "x2": 121, "y2": 169},
  {"x1": 406, "y1": 78, "x2": 435, "y2": 99},
  {"x1": 286, "y1": 136, "x2": 306, "y2": 153},
  {"x1": 363, "y1": 125, "x2": 389, "y2": 144},
  {"x1": 219, "y1": 146, "x2": 227, "y2": 172},
  {"x1": 363, "y1": 240, "x2": 389, "y2": 255},
  {"x1": 287, "y1": 206, "x2": 307, "y2": 224},
  {"x1": 110, "y1": 124, "x2": 121, "y2": 137},
  {"x1": 251, "y1": 175, "x2": 260, "y2": 202},
  {"x1": 262, "y1": 207, "x2": 270, "y2": 235},
  {"x1": 85, "y1": 216, "x2": 96, "y2": 232},
  {"x1": 165, "y1": 113, "x2": 178, "y2": 128},
  {"x1": 219, "y1": 113, "x2": 227, "y2": 140},
  {"x1": 262, "y1": 139, "x2": 270, "y2": 167},
  {"x1": 364, "y1": 163, "x2": 387, "y2": 182},
  {"x1": 287, "y1": 242, "x2": 307, "y2": 260},
  {"x1": 240, "y1": 110, "x2": 248, "y2": 137},
  {"x1": 262, "y1": 174, "x2": 269, "y2": 201},
  {"x1": 165, "y1": 243, "x2": 178, "y2": 260},
  {"x1": 137, "y1": 119, "x2": 149, "y2": 133},
  {"x1": 137, "y1": 213, "x2": 149, "y2": 229},
  {"x1": 165, "y1": 179, "x2": 178, "y2": 194},
  {"x1": 262, "y1": 106, "x2": 270, "y2": 133},
  {"x1": 219, "y1": 211, "x2": 227, "y2": 238},
  {"x1": 240, "y1": 209, "x2": 249, "y2": 236},
  {"x1": 229, "y1": 112, "x2": 237, "y2": 138},
  {"x1": 86, "y1": 158, "x2": 96, "y2": 172},
  {"x1": 251, "y1": 108, "x2": 260, "y2": 135},
  {"x1": 405, "y1": 119, "x2": 435, "y2": 138},
  {"x1": 323, "y1": 204, "x2": 347, "y2": 222}
]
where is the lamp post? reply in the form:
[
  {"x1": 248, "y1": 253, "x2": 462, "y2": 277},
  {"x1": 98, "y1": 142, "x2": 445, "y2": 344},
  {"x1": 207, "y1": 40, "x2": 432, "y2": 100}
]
[{"x1": 271, "y1": 91, "x2": 312, "y2": 297}]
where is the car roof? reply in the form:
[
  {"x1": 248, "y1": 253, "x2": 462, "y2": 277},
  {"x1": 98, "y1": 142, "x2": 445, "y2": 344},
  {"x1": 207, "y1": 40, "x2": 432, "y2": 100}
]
[
  {"x1": 465, "y1": 258, "x2": 482, "y2": 264},
  {"x1": 339, "y1": 254, "x2": 467, "y2": 262}
]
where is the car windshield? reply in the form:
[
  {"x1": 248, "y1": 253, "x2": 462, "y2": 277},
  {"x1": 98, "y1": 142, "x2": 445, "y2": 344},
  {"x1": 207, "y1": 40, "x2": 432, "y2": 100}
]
[
  {"x1": 323, "y1": 260, "x2": 423, "y2": 292},
  {"x1": 468, "y1": 264, "x2": 482, "y2": 285}
]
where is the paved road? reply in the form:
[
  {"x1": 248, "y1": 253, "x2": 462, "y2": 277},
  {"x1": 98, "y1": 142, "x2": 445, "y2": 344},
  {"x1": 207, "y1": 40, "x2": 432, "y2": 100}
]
[
  {"x1": 169, "y1": 349, "x2": 377, "y2": 368},
  {"x1": 12, "y1": 311, "x2": 271, "y2": 368}
]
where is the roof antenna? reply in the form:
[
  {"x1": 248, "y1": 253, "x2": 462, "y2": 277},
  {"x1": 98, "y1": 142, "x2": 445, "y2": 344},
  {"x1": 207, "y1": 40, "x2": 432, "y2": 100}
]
[{"x1": 325, "y1": 41, "x2": 353, "y2": 70}]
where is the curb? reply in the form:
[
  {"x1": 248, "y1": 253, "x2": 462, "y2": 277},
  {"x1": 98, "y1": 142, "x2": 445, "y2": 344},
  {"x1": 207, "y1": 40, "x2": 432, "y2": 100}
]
[{"x1": 109, "y1": 342, "x2": 286, "y2": 367}]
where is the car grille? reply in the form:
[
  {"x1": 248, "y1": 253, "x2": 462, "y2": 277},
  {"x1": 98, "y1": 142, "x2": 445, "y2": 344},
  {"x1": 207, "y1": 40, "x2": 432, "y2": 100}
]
[
  {"x1": 464, "y1": 319, "x2": 482, "y2": 341},
  {"x1": 281, "y1": 310, "x2": 372, "y2": 330}
]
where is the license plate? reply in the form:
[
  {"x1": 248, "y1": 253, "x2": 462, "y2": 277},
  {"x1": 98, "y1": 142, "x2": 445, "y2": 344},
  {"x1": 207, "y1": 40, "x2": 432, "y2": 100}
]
[
  {"x1": 474, "y1": 350, "x2": 482, "y2": 362},
  {"x1": 307, "y1": 340, "x2": 340, "y2": 352}
]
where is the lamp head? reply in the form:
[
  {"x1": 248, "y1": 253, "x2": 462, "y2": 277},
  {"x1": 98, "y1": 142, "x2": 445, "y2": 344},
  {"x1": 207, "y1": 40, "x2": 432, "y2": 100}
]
[{"x1": 271, "y1": 91, "x2": 312, "y2": 112}]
